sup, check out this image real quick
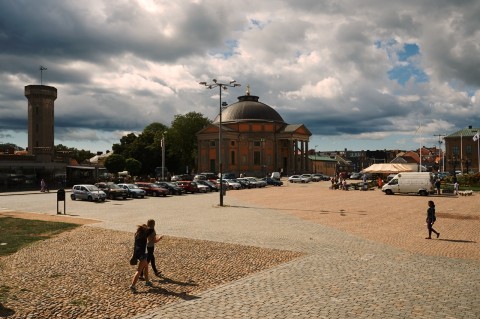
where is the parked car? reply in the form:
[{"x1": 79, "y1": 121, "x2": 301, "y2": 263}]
[
  {"x1": 288, "y1": 175, "x2": 310, "y2": 183},
  {"x1": 135, "y1": 182, "x2": 169, "y2": 197},
  {"x1": 301, "y1": 174, "x2": 313, "y2": 182},
  {"x1": 154, "y1": 181, "x2": 185, "y2": 195},
  {"x1": 199, "y1": 172, "x2": 218, "y2": 181},
  {"x1": 233, "y1": 178, "x2": 250, "y2": 189},
  {"x1": 244, "y1": 177, "x2": 265, "y2": 188},
  {"x1": 117, "y1": 183, "x2": 146, "y2": 198},
  {"x1": 224, "y1": 179, "x2": 242, "y2": 190},
  {"x1": 311, "y1": 174, "x2": 323, "y2": 182},
  {"x1": 222, "y1": 172, "x2": 236, "y2": 180},
  {"x1": 262, "y1": 177, "x2": 283, "y2": 186},
  {"x1": 196, "y1": 183, "x2": 210, "y2": 193},
  {"x1": 71, "y1": 184, "x2": 106, "y2": 202},
  {"x1": 236, "y1": 178, "x2": 253, "y2": 188},
  {"x1": 196, "y1": 180, "x2": 219, "y2": 192},
  {"x1": 176, "y1": 181, "x2": 199, "y2": 194},
  {"x1": 95, "y1": 182, "x2": 128, "y2": 200},
  {"x1": 349, "y1": 172, "x2": 363, "y2": 180},
  {"x1": 314, "y1": 174, "x2": 331, "y2": 181},
  {"x1": 171, "y1": 174, "x2": 192, "y2": 182}
]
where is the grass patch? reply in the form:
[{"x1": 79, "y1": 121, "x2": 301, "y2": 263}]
[{"x1": 0, "y1": 217, "x2": 80, "y2": 257}]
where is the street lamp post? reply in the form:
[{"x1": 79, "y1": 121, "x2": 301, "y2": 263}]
[
  {"x1": 199, "y1": 79, "x2": 241, "y2": 206},
  {"x1": 161, "y1": 131, "x2": 166, "y2": 181},
  {"x1": 314, "y1": 145, "x2": 318, "y2": 173}
]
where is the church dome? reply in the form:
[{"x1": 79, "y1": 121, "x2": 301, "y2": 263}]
[{"x1": 214, "y1": 93, "x2": 284, "y2": 123}]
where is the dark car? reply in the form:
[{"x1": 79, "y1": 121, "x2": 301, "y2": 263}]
[
  {"x1": 176, "y1": 181, "x2": 199, "y2": 194},
  {"x1": 95, "y1": 182, "x2": 128, "y2": 200},
  {"x1": 154, "y1": 181, "x2": 185, "y2": 195},
  {"x1": 262, "y1": 177, "x2": 283, "y2": 186},
  {"x1": 135, "y1": 182, "x2": 169, "y2": 197}
]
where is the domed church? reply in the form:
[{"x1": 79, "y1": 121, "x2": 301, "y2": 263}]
[{"x1": 196, "y1": 87, "x2": 311, "y2": 177}]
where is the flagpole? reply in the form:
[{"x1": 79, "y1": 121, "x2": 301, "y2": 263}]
[{"x1": 460, "y1": 133, "x2": 463, "y2": 173}]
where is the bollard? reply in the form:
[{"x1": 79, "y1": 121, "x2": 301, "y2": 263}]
[{"x1": 57, "y1": 189, "x2": 66, "y2": 214}]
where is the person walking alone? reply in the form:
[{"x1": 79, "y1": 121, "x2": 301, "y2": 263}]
[{"x1": 425, "y1": 200, "x2": 440, "y2": 239}]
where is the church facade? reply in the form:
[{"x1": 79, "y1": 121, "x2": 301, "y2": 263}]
[{"x1": 196, "y1": 89, "x2": 311, "y2": 177}]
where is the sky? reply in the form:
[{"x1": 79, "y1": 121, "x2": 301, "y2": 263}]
[{"x1": 0, "y1": 0, "x2": 479, "y2": 154}]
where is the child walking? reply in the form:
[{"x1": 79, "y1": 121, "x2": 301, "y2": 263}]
[{"x1": 425, "y1": 200, "x2": 440, "y2": 239}]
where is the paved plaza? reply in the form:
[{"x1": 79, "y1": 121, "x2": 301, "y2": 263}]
[{"x1": 0, "y1": 182, "x2": 479, "y2": 318}]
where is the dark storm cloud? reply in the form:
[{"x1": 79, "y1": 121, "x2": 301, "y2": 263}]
[{"x1": 0, "y1": 0, "x2": 478, "y2": 151}]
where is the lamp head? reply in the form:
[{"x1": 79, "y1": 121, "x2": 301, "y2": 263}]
[
  {"x1": 199, "y1": 82, "x2": 207, "y2": 85},
  {"x1": 213, "y1": 79, "x2": 217, "y2": 83}
]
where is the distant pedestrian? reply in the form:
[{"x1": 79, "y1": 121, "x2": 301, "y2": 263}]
[
  {"x1": 40, "y1": 179, "x2": 48, "y2": 192},
  {"x1": 435, "y1": 179, "x2": 441, "y2": 195},
  {"x1": 454, "y1": 181, "x2": 459, "y2": 195},
  {"x1": 425, "y1": 200, "x2": 440, "y2": 239},
  {"x1": 140, "y1": 219, "x2": 163, "y2": 279},
  {"x1": 130, "y1": 224, "x2": 153, "y2": 292},
  {"x1": 377, "y1": 177, "x2": 383, "y2": 189}
]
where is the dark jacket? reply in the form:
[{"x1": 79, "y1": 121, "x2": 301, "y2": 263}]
[{"x1": 427, "y1": 206, "x2": 436, "y2": 223}]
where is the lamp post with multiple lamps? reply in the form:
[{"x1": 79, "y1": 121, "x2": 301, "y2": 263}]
[
  {"x1": 161, "y1": 131, "x2": 167, "y2": 181},
  {"x1": 199, "y1": 79, "x2": 241, "y2": 206}
]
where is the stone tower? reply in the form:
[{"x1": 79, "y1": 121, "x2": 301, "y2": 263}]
[{"x1": 24, "y1": 85, "x2": 57, "y2": 161}]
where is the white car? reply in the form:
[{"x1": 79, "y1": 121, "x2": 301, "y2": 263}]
[
  {"x1": 224, "y1": 179, "x2": 242, "y2": 190},
  {"x1": 301, "y1": 174, "x2": 312, "y2": 182},
  {"x1": 288, "y1": 175, "x2": 310, "y2": 183},
  {"x1": 71, "y1": 184, "x2": 106, "y2": 202},
  {"x1": 196, "y1": 183, "x2": 210, "y2": 193}
]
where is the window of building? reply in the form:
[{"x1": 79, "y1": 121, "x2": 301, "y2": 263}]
[
  {"x1": 242, "y1": 155, "x2": 247, "y2": 164},
  {"x1": 466, "y1": 145, "x2": 472, "y2": 155},
  {"x1": 230, "y1": 151, "x2": 235, "y2": 165},
  {"x1": 253, "y1": 151, "x2": 261, "y2": 165},
  {"x1": 230, "y1": 141, "x2": 235, "y2": 147},
  {"x1": 254, "y1": 141, "x2": 261, "y2": 147},
  {"x1": 452, "y1": 146, "x2": 459, "y2": 155},
  {"x1": 210, "y1": 140, "x2": 216, "y2": 147}
]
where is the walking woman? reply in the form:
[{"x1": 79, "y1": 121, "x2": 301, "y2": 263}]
[
  {"x1": 130, "y1": 224, "x2": 153, "y2": 292},
  {"x1": 425, "y1": 200, "x2": 440, "y2": 239}
]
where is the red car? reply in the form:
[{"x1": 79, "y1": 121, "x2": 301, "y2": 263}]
[
  {"x1": 135, "y1": 182, "x2": 169, "y2": 197},
  {"x1": 175, "y1": 181, "x2": 199, "y2": 194}
]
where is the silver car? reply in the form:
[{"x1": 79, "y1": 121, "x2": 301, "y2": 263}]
[
  {"x1": 71, "y1": 184, "x2": 106, "y2": 202},
  {"x1": 117, "y1": 183, "x2": 146, "y2": 198}
]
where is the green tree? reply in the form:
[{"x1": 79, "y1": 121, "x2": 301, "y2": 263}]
[
  {"x1": 54, "y1": 144, "x2": 94, "y2": 164},
  {"x1": 111, "y1": 123, "x2": 169, "y2": 176},
  {"x1": 104, "y1": 154, "x2": 126, "y2": 175},
  {"x1": 168, "y1": 112, "x2": 211, "y2": 174},
  {"x1": 125, "y1": 158, "x2": 142, "y2": 176}
]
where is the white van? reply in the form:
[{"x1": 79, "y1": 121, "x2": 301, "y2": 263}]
[
  {"x1": 382, "y1": 172, "x2": 435, "y2": 196},
  {"x1": 271, "y1": 172, "x2": 281, "y2": 180}
]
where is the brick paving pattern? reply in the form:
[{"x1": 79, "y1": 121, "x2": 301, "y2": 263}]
[{"x1": 0, "y1": 181, "x2": 479, "y2": 318}]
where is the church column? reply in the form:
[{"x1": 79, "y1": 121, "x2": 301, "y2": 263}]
[
  {"x1": 305, "y1": 141, "x2": 309, "y2": 173},
  {"x1": 300, "y1": 141, "x2": 305, "y2": 172}
]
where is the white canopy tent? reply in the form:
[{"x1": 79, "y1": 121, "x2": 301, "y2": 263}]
[{"x1": 361, "y1": 163, "x2": 414, "y2": 174}]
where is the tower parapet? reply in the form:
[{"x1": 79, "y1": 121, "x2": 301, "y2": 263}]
[{"x1": 25, "y1": 85, "x2": 57, "y2": 161}]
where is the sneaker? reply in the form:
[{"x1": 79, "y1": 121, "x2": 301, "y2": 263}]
[
  {"x1": 437, "y1": 232, "x2": 440, "y2": 238},
  {"x1": 145, "y1": 281, "x2": 153, "y2": 287},
  {"x1": 154, "y1": 271, "x2": 162, "y2": 277},
  {"x1": 129, "y1": 285, "x2": 136, "y2": 292}
]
